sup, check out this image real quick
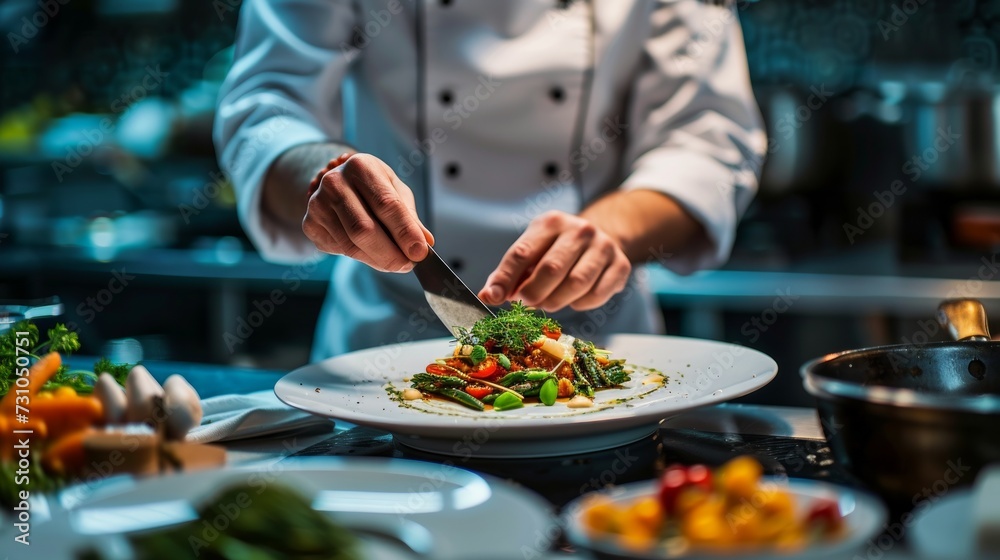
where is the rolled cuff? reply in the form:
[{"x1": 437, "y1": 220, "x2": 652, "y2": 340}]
[
  {"x1": 620, "y1": 148, "x2": 741, "y2": 275},
  {"x1": 221, "y1": 117, "x2": 329, "y2": 265}
]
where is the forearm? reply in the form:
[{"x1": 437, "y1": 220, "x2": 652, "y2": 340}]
[
  {"x1": 580, "y1": 189, "x2": 708, "y2": 264},
  {"x1": 261, "y1": 142, "x2": 354, "y2": 235}
]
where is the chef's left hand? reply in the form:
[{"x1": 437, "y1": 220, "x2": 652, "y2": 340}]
[{"x1": 479, "y1": 211, "x2": 631, "y2": 312}]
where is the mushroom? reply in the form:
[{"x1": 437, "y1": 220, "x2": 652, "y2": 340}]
[
  {"x1": 94, "y1": 372, "x2": 127, "y2": 424},
  {"x1": 162, "y1": 374, "x2": 202, "y2": 440},
  {"x1": 125, "y1": 365, "x2": 164, "y2": 425}
]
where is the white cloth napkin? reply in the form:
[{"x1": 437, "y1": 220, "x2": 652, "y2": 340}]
[{"x1": 186, "y1": 390, "x2": 333, "y2": 443}]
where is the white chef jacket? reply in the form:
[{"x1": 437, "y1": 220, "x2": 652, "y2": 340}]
[{"x1": 214, "y1": 0, "x2": 766, "y2": 360}]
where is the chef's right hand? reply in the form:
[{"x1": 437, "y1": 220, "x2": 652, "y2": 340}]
[{"x1": 302, "y1": 153, "x2": 434, "y2": 273}]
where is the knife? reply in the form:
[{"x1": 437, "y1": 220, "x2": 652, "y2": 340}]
[{"x1": 411, "y1": 244, "x2": 495, "y2": 337}]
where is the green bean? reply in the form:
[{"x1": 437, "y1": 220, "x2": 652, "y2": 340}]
[
  {"x1": 481, "y1": 392, "x2": 500, "y2": 404},
  {"x1": 498, "y1": 371, "x2": 525, "y2": 386},
  {"x1": 524, "y1": 370, "x2": 554, "y2": 381},
  {"x1": 437, "y1": 388, "x2": 485, "y2": 411},
  {"x1": 603, "y1": 363, "x2": 630, "y2": 386},
  {"x1": 410, "y1": 373, "x2": 466, "y2": 389},
  {"x1": 582, "y1": 350, "x2": 610, "y2": 387},
  {"x1": 572, "y1": 362, "x2": 594, "y2": 396},
  {"x1": 507, "y1": 381, "x2": 543, "y2": 397}
]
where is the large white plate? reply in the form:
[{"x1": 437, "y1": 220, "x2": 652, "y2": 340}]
[
  {"x1": 275, "y1": 334, "x2": 778, "y2": 457},
  {"x1": 0, "y1": 457, "x2": 556, "y2": 560},
  {"x1": 562, "y1": 477, "x2": 887, "y2": 560}
]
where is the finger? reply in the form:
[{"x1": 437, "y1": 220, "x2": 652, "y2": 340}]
[
  {"x1": 537, "y1": 241, "x2": 615, "y2": 312},
  {"x1": 387, "y1": 172, "x2": 432, "y2": 260},
  {"x1": 322, "y1": 171, "x2": 412, "y2": 272},
  {"x1": 513, "y1": 222, "x2": 597, "y2": 307},
  {"x1": 479, "y1": 223, "x2": 561, "y2": 305},
  {"x1": 381, "y1": 165, "x2": 434, "y2": 246},
  {"x1": 570, "y1": 253, "x2": 631, "y2": 311},
  {"x1": 342, "y1": 155, "x2": 427, "y2": 262},
  {"x1": 305, "y1": 196, "x2": 412, "y2": 272}
]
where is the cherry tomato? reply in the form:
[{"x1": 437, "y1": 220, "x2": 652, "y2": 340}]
[
  {"x1": 805, "y1": 499, "x2": 842, "y2": 534},
  {"x1": 464, "y1": 384, "x2": 492, "y2": 400},
  {"x1": 542, "y1": 325, "x2": 561, "y2": 340},
  {"x1": 686, "y1": 464, "x2": 713, "y2": 493},
  {"x1": 468, "y1": 357, "x2": 497, "y2": 379},
  {"x1": 658, "y1": 465, "x2": 688, "y2": 514},
  {"x1": 426, "y1": 364, "x2": 453, "y2": 376}
]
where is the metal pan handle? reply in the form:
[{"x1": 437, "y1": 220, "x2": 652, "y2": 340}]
[{"x1": 937, "y1": 299, "x2": 991, "y2": 341}]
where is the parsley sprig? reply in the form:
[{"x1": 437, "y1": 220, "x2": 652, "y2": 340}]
[
  {"x1": 461, "y1": 302, "x2": 560, "y2": 353},
  {"x1": 0, "y1": 320, "x2": 130, "y2": 396}
]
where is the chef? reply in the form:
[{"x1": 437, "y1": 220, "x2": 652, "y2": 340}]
[{"x1": 214, "y1": 0, "x2": 766, "y2": 360}]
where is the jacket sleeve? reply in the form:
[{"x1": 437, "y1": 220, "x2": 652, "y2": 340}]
[
  {"x1": 213, "y1": 0, "x2": 356, "y2": 264},
  {"x1": 619, "y1": 0, "x2": 766, "y2": 275}
]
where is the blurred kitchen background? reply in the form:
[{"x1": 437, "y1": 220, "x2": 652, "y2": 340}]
[{"x1": 2, "y1": 0, "x2": 1000, "y2": 406}]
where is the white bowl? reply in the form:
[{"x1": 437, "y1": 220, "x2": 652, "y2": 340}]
[{"x1": 562, "y1": 477, "x2": 887, "y2": 559}]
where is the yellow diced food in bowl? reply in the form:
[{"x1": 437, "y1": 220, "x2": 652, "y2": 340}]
[
  {"x1": 717, "y1": 455, "x2": 763, "y2": 498},
  {"x1": 627, "y1": 496, "x2": 664, "y2": 533},
  {"x1": 576, "y1": 457, "x2": 848, "y2": 557},
  {"x1": 681, "y1": 497, "x2": 731, "y2": 545},
  {"x1": 774, "y1": 525, "x2": 809, "y2": 553},
  {"x1": 758, "y1": 513, "x2": 799, "y2": 542},
  {"x1": 616, "y1": 528, "x2": 658, "y2": 552},
  {"x1": 728, "y1": 505, "x2": 764, "y2": 543},
  {"x1": 757, "y1": 486, "x2": 796, "y2": 518},
  {"x1": 581, "y1": 496, "x2": 622, "y2": 535},
  {"x1": 675, "y1": 486, "x2": 710, "y2": 516}
]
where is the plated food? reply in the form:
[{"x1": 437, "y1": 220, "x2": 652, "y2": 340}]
[
  {"x1": 402, "y1": 303, "x2": 633, "y2": 411},
  {"x1": 109, "y1": 482, "x2": 360, "y2": 560},
  {"x1": 276, "y1": 333, "x2": 778, "y2": 457},
  {"x1": 571, "y1": 457, "x2": 853, "y2": 557},
  {"x1": 37, "y1": 458, "x2": 555, "y2": 560}
]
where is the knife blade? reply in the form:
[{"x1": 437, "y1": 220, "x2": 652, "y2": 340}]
[{"x1": 412, "y1": 245, "x2": 495, "y2": 337}]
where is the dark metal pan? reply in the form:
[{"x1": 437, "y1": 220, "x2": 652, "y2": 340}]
[{"x1": 801, "y1": 299, "x2": 1000, "y2": 511}]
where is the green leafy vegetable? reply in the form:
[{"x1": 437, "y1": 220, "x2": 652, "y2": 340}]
[
  {"x1": 466, "y1": 302, "x2": 559, "y2": 353},
  {"x1": 93, "y1": 357, "x2": 133, "y2": 387},
  {"x1": 36, "y1": 323, "x2": 81, "y2": 354},
  {"x1": 0, "y1": 454, "x2": 63, "y2": 509},
  {"x1": 121, "y1": 483, "x2": 359, "y2": 560},
  {"x1": 0, "y1": 320, "x2": 128, "y2": 396}
]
